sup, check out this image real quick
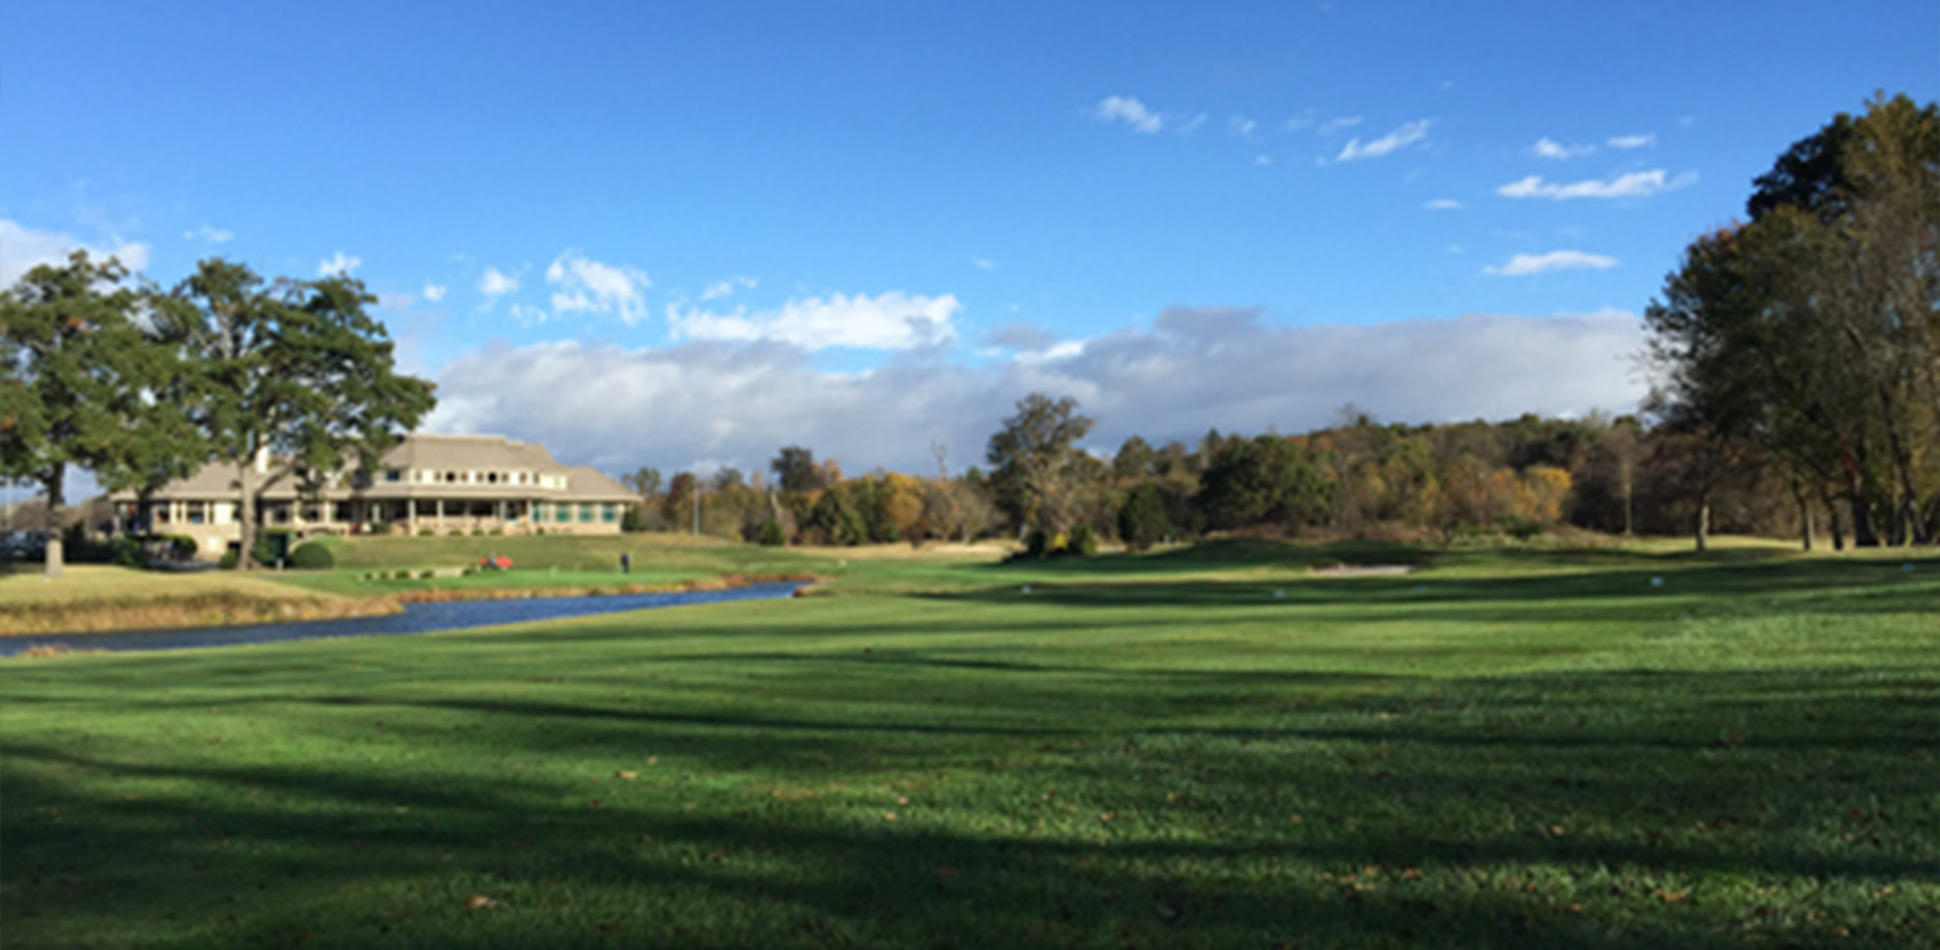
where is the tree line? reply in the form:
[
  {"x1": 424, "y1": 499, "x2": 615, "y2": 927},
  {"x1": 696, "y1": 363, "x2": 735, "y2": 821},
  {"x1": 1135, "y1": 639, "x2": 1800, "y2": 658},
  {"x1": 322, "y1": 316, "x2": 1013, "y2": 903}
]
[
  {"x1": 0, "y1": 255, "x2": 435, "y2": 575},
  {"x1": 611, "y1": 393, "x2": 1849, "y2": 552}
]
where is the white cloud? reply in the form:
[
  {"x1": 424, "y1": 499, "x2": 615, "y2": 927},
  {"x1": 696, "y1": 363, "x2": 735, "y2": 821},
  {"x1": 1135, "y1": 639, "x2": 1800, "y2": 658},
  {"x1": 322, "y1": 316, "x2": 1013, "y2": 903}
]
[
  {"x1": 0, "y1": 218, "x2": 151, "y2": 287},
  {"x1": 545, "y1": 250, "x2": 651, "y2": 324},
  {"x1": 425, "y1": 307, "x2": 1648, "y2": 475},
  {"x1": 1320, "y1": 115, "x2": 1363, "y2": 134},
  {"x1": 970, "y1": 258, "x2": 998, "y2": 271},
  {"x1": 423, "y1": 283, "x2": 448, "y2": 302},
  {"x1": 477, "y1": 266, "x2": 521, "y2": 310},
  {"x1": 1228, "y1": 115, "x2": 1258, "y2": 137},
  {"x1": 1532, "y1": 137, "x2": 1596, "y2": 160},
  {"x1": 1175, "y1": 113, "x2": 1209, "y2": 135},
  {"x1": 183, "y1": 224, "x2": 234, "y2": 244},
  {"x1": 1423, "y1": 198, "x2": 1465, "y2": 211},
  {"x1": 1091, "y1": 95, "x2": 1164, "y2": 134},
  {"x1": 668, "y1": 291, "x2": 959, "y2": 351},
  {"x1": 699, "y1": 276, "x2": 757, "y2": 301},
  {"x1": 1336, "y1": 119, "x2": 1432, "y2": 162},
  {"x1": 1607, "y1": 133, "x2": 1657, "y2": 149},
  {"x1": 317, "y1": 251, "x2": 362, "y2": 277},
  {"x1": 1497, "y1": 169, "x2": 1696, "y2": 200},
  {"x1": 1255, "y1": 155, "x2": 1272, "y2": 167},
  {"x1": 1485, "y1": 250, "x2": 1619, "y2": 276}
]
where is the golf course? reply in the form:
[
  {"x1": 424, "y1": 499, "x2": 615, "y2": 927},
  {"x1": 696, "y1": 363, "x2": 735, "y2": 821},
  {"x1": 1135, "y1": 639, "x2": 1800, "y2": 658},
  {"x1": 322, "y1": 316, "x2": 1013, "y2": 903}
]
[{"x1": 2, "y1": 536, "x2": 1935, "y2": 949}]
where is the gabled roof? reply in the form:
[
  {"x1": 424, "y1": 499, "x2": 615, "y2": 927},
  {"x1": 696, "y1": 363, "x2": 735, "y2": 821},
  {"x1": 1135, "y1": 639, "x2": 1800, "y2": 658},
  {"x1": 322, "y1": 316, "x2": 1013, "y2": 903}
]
[{"x1": 378, "y1": 434, "x2": 565, "y2": 472}]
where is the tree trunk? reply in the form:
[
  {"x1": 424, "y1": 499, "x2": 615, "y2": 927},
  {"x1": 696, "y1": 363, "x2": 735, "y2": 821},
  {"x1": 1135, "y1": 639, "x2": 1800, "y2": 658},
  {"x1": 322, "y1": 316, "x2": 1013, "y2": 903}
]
[
  {"x1": 1828, "y1": 499, "x2": 1847, "y2": 551},
  {"x1": 42, "y1": 465, "x2": 65, "y2": 578},
  {"x1": 1793, "y1": 480, "x2": 1814, "y2": 552},
  {"x1": 1848, "y1": 493, "x2": 1879, "y2": 548},
  {"x1": 1694, "y1": 494, "x2": 1711, "y2": 553},
  {"x1": 1835, "y1": 437, "x2": 1880, "y2": 547},
  {"x1": 237, "y1": 459, "x2": 257, "y2": 571}
]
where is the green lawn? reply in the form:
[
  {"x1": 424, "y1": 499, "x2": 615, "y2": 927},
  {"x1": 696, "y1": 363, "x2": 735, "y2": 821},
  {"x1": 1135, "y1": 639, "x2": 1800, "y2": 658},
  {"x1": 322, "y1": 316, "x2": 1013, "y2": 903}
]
[
  {"x1": 265, "y1": 533, "x2": 977, "y2": 597},
  {"x1": 2, "y1": 540, "x2": 1936, "y2": 949}
]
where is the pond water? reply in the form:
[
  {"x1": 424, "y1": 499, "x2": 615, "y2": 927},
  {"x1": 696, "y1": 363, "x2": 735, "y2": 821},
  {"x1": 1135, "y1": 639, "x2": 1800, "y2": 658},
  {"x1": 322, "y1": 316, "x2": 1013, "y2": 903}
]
[{"x1": 0, "y1": 582, "x2": 804, "y2": 657}]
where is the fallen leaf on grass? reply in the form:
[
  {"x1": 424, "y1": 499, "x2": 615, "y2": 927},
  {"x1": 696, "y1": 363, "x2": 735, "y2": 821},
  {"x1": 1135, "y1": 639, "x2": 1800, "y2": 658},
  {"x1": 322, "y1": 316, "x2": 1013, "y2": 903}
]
[
  {"x1": 1660, "y1": 890, "x2": 1689, "y2": 903},
  {"x1": 466, "y1": 894, "x2": 498, "y2": 909},
  {"x1": 616, "y1": 771, "x2": 637, "y2": 781}
]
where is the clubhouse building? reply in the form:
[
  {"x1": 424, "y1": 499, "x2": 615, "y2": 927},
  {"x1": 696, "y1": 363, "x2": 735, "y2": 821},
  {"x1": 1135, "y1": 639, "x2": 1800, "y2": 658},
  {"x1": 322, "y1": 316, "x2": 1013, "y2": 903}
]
[{"x1": 111, "y1": 433, "x2": 640, "y2": 559}]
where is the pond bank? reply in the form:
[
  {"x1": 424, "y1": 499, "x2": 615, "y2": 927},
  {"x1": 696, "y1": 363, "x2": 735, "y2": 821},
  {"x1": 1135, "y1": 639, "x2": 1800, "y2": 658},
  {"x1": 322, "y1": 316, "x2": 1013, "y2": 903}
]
[
  {"x1": 0, "y1": 591, "x2": 403, "y2": 638},
  {"x1": 0, "y1": 571, "x2": 820, "y2": 638},
  {"x1": 1, "y1": 581, "x2": 806, "y2": 657}
]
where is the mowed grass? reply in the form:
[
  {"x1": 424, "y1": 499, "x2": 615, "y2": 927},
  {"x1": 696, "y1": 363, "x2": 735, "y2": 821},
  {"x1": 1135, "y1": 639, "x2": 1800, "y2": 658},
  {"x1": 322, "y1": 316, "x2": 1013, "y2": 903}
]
[
  {"x1": 268, "y1": 533, "x2": 961, "y2": 598},
  {"x1": 2, "y1": 541, "x2": 1937, "y2": 949}
]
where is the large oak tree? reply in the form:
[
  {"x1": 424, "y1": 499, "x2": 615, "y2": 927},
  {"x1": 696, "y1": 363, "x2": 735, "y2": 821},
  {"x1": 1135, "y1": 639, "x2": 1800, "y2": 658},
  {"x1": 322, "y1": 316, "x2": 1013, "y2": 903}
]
[{"x1": 160, "y1": 259, "x2": 436, "y2": 569}]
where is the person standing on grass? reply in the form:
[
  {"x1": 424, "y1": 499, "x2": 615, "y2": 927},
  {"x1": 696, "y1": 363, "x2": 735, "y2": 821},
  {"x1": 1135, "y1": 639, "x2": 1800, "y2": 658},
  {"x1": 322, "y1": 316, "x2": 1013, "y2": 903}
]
[{"x1": 620, "y1": 551, "x2": 631, "y2": 574}]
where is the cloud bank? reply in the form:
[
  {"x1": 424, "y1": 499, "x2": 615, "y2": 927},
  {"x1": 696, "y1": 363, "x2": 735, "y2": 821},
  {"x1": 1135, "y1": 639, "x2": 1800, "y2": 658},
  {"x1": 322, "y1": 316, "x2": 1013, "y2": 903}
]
[{"x1": 427, "y1": 307, "x2": 1647, "y2": 474}]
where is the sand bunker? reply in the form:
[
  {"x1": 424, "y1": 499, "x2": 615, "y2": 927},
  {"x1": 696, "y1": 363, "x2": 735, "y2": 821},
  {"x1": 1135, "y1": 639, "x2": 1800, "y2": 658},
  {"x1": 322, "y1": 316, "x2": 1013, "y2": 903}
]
[{"x1": 1307, "y1": 564, "x2": 1417, "y2": 577}]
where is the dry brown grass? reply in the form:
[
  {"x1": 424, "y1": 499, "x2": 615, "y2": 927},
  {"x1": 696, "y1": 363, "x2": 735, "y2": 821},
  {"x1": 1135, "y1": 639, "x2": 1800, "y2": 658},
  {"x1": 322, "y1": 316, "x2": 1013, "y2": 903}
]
[
  {"x1": 0, "y1": 593, "x2": 401, "y2": 636},
  {"x1": 0, "y1": 565, "x2": 318, "y2": 604},
  {"x1": 0, "y1": 566, "x2": 394, "y2": 636},
  {"x1": 788, "y1": 541, "x2": 1012, "y2": 560},
  {"x1": 393, "y1": 572, "x2": 818, "y2": 603}
]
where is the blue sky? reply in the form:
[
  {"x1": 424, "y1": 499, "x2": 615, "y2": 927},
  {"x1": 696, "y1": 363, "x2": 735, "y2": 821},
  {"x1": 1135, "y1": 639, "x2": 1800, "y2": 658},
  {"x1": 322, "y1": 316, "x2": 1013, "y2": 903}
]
[{"x1": 5, "y1": 1, "x2": 1936, "y2": 478}]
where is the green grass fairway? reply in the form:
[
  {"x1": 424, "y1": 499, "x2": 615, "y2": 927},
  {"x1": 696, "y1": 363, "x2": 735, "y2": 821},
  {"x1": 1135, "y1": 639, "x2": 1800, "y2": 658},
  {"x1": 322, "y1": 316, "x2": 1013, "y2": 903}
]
[
  {"x1": 3, "y1": 542, "x2": 1937, "y2": 949},
  {"x1": 263, "y1": 533, "x2": 991, "y2": 598}
]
